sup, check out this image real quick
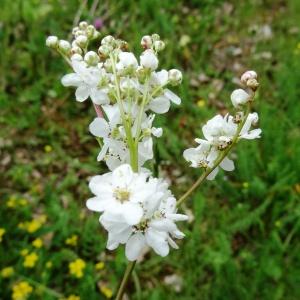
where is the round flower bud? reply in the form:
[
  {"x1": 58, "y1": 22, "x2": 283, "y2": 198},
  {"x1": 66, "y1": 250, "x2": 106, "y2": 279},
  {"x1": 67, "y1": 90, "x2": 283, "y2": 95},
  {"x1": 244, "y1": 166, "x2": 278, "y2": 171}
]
[
  {"x1": 71, "y1": 46, "x2": 83, "y2": 55},
  {"x1": 75, "y1": 35, "x2": 88, "y2": 48},
  {"x1": 79, "y1": 21, "x2": 88, "y2": 30},
  {"x1": 151, "y1": 33, "x2": 160, "y2": 42},
  {"x1": 140, "y1": 49, "x2": 158, "y2": 70},
  {"x1": 72, "y1": 26, "x2": 79, "y2": 36},
  {"x1": 230, "y1": 89, "x2": 250, "y2": 108},
  {"x1": 75, "y1": 30, "x2": 85, "y2": 38},
  {"x1": 101, "y1": 35, "x2": 115, "y2": 46},
  {"x1": 86, "y1": 25, "x2": 95, "y2": 38},
  {"x1": 241, "y1": 70, "x2": 257, "y2": 84},
  {"x1": 168, "y1": 69, "x2": 182, "y2": 85},
  {"x1": 71, "y1": 54, "x2": 83, "y2": 61},
  {"x1": 154, "y1": 40, "x2": 165, "y2": 52},
  {"x1": 58, "y1": 40, "x2": 71, "y2": 53},
  {"x1": 92, "y1": 30, "x2": 101, "y2": 40},
  {"x1": 46, "y1": 36, "x2": 59, "y2": 48},
  {"x1": 98, "y1": 44, "x2": 113, "y2": 57},
  {"x1": 141, "y1": 35, "x2": 152, "y2": 49},
  {"x1": 84, "y1": 51, "x2": 99, "y2": 66},
  {"x1": 246, "y1": 78, "x2": 259, "y2": 91}
]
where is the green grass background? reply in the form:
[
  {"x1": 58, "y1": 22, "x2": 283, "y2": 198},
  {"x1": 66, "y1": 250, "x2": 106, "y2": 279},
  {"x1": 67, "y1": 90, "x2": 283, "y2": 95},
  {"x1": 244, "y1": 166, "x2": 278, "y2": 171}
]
[{"x1": 1, "y1": 0, "x2": 300, "y2": 299}]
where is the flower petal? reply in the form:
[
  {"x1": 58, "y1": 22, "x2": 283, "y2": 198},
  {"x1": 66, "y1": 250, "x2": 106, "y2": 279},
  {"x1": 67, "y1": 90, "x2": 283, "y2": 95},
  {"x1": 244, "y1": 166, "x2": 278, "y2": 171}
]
[
  {"x1": 164, "y1": 89, "x2": 181, "y2": 105},
  {"x1": 89, "y1": 118, "x2": 110, "y2": 138},
  {"x1": 122, "y1": 202, "x2": 143, "y2": 225},
  {"x1": 90, "y1": 88, "x2": 110, "y2": 105},
  {"x1": 125, "y1": 233, "x2": 146, "y2": 261},
  {"x1": 75, "y1": 85, "x2": 90, "y2": 102},
  {"x1": 149, "y1": 96, "x2": 170, "y2": 114},
  {"x1": 220, "y1": 157, "x2": 235, "y2": 171},
  {"x1": 86, "y1": 196, "x2": 107, "y2": 212},
  {"x1": 61, "y1": 73, "x2": 82, "y2": 87}
]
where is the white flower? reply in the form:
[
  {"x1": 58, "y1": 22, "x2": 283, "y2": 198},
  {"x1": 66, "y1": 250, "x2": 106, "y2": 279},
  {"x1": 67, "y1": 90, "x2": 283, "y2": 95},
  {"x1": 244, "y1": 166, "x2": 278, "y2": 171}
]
[
  {"x1": 61, "y1": 60, "x2": 110, "y2": 104},
  {"x1": 148, "y1": 89, "x2": 181, "y2": 114},
  {"x1": 92, "y1": 169, "x2": 188, "y2": 260},
  {"x1": 46, "y1": 36, "x2": 58, "y2": 48},
  {"x1": 239, "y1": 112, "x2": 262, "y2": 140},
  {"x1": 230, "y1": 89, "x2": 250, "y2": 108},
  {"x1": 117, "y1": 52, "x2": 138, "y2": 71},
  {"x1": 140, "y1": 49, "x2": 158, "y2": 70},
  {"x1": 87, "y1": 164, "x2": 150, "y2": 225},
  {"x1": 241, "y1": 70, "x2": 257, "y2": 84}
]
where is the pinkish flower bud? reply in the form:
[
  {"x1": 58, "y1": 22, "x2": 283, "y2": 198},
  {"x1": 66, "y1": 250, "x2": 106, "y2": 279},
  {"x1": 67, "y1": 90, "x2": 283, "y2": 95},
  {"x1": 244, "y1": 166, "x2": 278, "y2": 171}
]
[{"x1": 241, "y1": 70, "x2": 257, "y2": 84}]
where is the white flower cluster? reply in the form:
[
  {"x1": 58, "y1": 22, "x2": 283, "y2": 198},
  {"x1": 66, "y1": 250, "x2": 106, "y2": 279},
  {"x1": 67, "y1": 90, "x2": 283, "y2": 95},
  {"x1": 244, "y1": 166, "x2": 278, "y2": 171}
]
[
  {"x1": 46, "y1": 23, "x2": 187, "y2": 260},
  {"x1": 184, "y1": 71, "x2": 261, "y2": 180},
  {"x1": 87, "y1": 164, "x2": 188, "y2": 261}
]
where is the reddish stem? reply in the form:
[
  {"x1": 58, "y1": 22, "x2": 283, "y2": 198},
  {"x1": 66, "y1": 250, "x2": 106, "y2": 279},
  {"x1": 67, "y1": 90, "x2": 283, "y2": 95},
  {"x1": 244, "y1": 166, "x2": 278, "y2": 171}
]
[{"x1": 93, "y1": 103, "x2": 103, "y2": 118}]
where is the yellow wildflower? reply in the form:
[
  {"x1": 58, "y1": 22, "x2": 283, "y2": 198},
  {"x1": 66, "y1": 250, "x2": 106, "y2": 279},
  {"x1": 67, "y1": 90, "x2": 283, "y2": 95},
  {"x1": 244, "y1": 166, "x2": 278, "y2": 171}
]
[
  {"x1": 95, "y1": 261, "x2": 105, "y2": 271},
  {"x1": 12, "y1": 281, "x2": 33, "y2": 300},
  {"x1": 20, "y1": 249, "x2": 29, "y2": 256},
  {"x1": 46, "y1": 261, "x2": 53, "y2": 269},
  {"x1": 23, "y1": 252, "x2": 39, "y2": 268},
  {"x1": 196, "y1": 99, "x2": 206, "y2": 108},
  {"x1": 1, "y1": 266, "x2": 14, "y2": 278},
  {"x1": 26, "y1": 220, "x2": 42, "y2": 233},
  {"x1": 65, "y1": 234, "x2": 78, "y2": 246},
  {"x1": 242, "y1": 182, "x2": 249, "y2": 189},
  {"x1": 100, "y1": 286, "x2": 113, "y2": 299},
  {"x1": 67, "y1": 295, "x2": 80, "y2": 300},
  {"x1": 19, "y1": 198, "x2": 28, "y2": 206},
  {"x1": 0, "y1": 228, "x2": 6, "y2": 242},
  {"x1": 44, "y1": 145, "x2": 53, "y2": 153},
  {"x1": 69, "y1": 258, "x2": 86, "y2": 278},
  {"x1": 7, "y1": 196, "x2": 17, "y2": 208},
  {"x1": 32, "y1": 238, "x2": 43, "y2": 248}
]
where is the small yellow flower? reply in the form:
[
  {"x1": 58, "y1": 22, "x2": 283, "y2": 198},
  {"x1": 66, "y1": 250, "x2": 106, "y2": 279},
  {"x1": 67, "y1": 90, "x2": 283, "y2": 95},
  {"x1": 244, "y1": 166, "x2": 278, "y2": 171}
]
[
  {"x1": 100, "y1": 286, "x2": 113, "y2": 299},
  {"x1": 95, "y1": 261, "x2": 105, "y2": 271},
  {"x1": 23, "y1": 252, "x2": 39, "y2": 268},
  {"x1": 69, "y1": 258, "x2": 86, "y2": 278},
  {"x1": 20, "y1": 249, "x2": 29, "y2": 256},
  {"x1": 1, "y1": 266, "x2": 14, "y2": 278},
  {"x1": 0, "y1": 228, "x2": 6, "y2": 242},
  {"x1": 19, "y1": 198, "x2": 28, "y2": 206},
  {"x1": 67, "y1": 295, "x2": 80, "y2": 300},
  {"x1": 196, "y1": 99, "x2": 206, "y2": 108},
  {"x1": 65, "y1": 234, "x2": 78, "y2": 246},
  {"x1": 46, "y1": 261, "x2": 53, "y2": 269},
  {"x1": 12, "y1": 281, "x2": 33, "y2": 300},
  {"x1": 7, "y1": 196, "x2": 17, "y2": 208},
  {"x1": 32, "y1": 238, "x2": 43, "y2": 248},
  {"x1": 26, "y1": 220, "x2": 42, "y2": 233},
  {"x1": 44, "y1": 145, "x2": 53, "y2": 153}
]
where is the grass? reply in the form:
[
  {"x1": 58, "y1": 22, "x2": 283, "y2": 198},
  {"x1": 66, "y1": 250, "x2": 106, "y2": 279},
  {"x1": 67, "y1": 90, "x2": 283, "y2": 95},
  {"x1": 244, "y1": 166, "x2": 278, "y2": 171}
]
[{"x1": 1, "y1": 0, "x2": 300, "y2": 299}]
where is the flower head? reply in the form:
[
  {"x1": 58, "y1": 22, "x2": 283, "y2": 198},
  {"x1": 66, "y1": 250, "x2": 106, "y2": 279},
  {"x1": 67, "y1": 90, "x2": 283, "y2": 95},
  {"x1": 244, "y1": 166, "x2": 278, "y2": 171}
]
[
  {"x1": 12, "y1": 281, "x2": 33, "y2": 300},
  {"x1": 69, "y1": 258, "x2": 86, "y2": 278}
]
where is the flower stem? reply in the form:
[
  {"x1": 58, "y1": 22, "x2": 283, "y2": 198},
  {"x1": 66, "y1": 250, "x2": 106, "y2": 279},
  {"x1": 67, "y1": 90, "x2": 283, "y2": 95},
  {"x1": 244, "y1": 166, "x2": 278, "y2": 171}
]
[
  {"x1": 177, "y1": 104, "x2": 251, "y2": 207},
  {"x1": 115, "y1": 261, "x2": 136, "y2": 300}
]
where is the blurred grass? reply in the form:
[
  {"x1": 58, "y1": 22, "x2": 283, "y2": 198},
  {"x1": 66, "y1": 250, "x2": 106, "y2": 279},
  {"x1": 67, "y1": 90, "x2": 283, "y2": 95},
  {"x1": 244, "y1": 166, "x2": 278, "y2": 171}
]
[{"x1": 1, "y1": 0, "x2": 300, "y2": 299}]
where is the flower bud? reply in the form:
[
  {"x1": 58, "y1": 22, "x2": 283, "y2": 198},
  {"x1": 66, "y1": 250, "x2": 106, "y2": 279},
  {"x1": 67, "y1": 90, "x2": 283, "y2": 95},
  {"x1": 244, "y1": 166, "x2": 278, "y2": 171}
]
[
  {"x1": 71, "y1": 46, "x2": 83, "y2": 55},
  {"x1": 246, "y1": 78, "x2": 259, "y2": 91},
  {"x1": 98, "y1": 44, "x2": 113, "y2": 58},
  {"x1": 92, "y1": 30, "x2": 101, "y2": 40},
  {"x1": 154, "y1": 40, "x2": 165, "y2": 52},
  {"x1": 75, "y1": 35, "x2": 88, "y2": 48},
  {"x1": 46, "y1": 36, "x2": 59, "y2": 48},
  {"x1": 151, "y1": 33, "x2": 160, "y2": 42},
  {"x1": 141, "y1": 35, "x2": 152, "y2": 49},
  {"x1": 140, "y1": 49, "x2": 158, "y2": 70},
  {"x1": 241, "y1": 70, "x2": 257, "y2": 84},
  {"x1": 58, "y1": 40, "x2": 71, "y2": 53},
  {"x1": 79, "y1": 21, "x2": 88, "y2": 30},
  {"x1": 86, "y1": 25, "x2": 95, "y2": 38},
  {"x1": 230, "y1": 89, "x2": 250, "y2": 108},
  {"x1": 84, "y1": 51, "x2": 99, "y2": 66},
  {"x1": 72, "y1": 26, "x2": 79, "y2": 36},
  {"x1": 75, "y1": 30, "x2": 85, "y2": 38},
  {"x1": 101, "y1": 35, "x2": 115, "y2": 46},
  {"x1": 71, "y1": 54, "x2": 83, "y2": 61},
  {"x1": 168, "y1": 69, "x2": 182, "y2": 85}
]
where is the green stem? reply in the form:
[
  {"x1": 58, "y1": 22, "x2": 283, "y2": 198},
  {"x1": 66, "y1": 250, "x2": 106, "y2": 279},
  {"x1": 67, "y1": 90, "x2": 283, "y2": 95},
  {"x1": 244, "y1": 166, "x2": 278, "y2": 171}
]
[
  {"x1": 115, "y1": 261, "x2": 136, "y2": 300},
  {"x1": 177, "y1": 104, "x2": 251, "y2": 207}
]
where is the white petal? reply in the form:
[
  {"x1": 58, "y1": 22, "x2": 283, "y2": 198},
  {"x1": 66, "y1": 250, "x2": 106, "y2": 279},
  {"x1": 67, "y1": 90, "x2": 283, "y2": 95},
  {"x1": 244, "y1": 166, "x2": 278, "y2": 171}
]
[
  {"x1": 90, "y1": 88, "x2": 110, "y2": 105},
  {"x1": 97, "y1": 143, "x2": 109, "y2": 161},
  {"x1": 112, "y1": 164, "x2": 134, "y2": 187},
  {"x1": 155, "y1": 70, "x2": 168, "y2": 85},
  {"x1": 220, "y1": 157, "x2": 235, "y2": 171},
  {"x1": 86, "y1": 196, "x2": 107, "y2": 212},
  {"x1": 166, "y1": 213, "x2": 189, "y2": 221},
  {"x1": 122, "y1": 203, "x2": 143, "y2": 225},
  {"x1": 150, "y1": 219, "x2": 177, "y2": 232},
  {"x1": 61, "y1": 73, "x2": 82, "y2": 87},
  {"x1": 206, "y1": 167, "x2": 219, "y2": 180},
  {"x1": 125, "y1": 233, "x2": 146, "y2": 261},
  {"x1": 241, "y1": 128, "x2": 262, "y2": 139},
  {"x1": 145, "y1": 228, "x2": 169, "y2": 257},
  {"x1": 75, "y1": 85, "x2": 90, "y2": 102},
  {"x1": 164, "y1": 89, "x2": 181, "y2": 105},
  {"x1": 149, "y1": 96, "x2": 170, "y2": 114},
  {"x1": 230, "y1": 89, "x2": 250, "y2": 108},
  {"x1": 89, "y1": 118, "x2": 110, "y2": 137},
  {"x1": 168, "y1": 236, "x2": 179, "y2": 249}
]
